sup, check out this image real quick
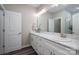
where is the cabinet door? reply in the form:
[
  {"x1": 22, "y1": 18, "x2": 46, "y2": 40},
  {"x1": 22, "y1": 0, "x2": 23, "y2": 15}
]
[
  {"x1": 36, "y1": 38, "x2": 52, "y2": 55},
  {"x1": 36, "y1": 42, "x2": 51, "y2": 55},
  {"x1": 30, "y1": 34, "x2": 36, "y2": 49},
  {"x1": 0, "y1": 10, "x2": 3, "y2": 54},
  {"x1": 42, "y1": 43, "x2": 52, "y2": 55},
  {"x1": 54, "y1": 49, "x2": 66, "y2": 55},
  {"x1": 30, "y1": 34, "x2": 34, "y2": 47},
  {"x1": 30, "y1": 34, "x2": 40, "y2": 54}
]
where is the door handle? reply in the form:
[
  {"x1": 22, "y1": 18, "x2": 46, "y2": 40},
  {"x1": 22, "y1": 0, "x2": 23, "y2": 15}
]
[{"x1": 18, "y1": 32, "x2": 22, "y2": 34}]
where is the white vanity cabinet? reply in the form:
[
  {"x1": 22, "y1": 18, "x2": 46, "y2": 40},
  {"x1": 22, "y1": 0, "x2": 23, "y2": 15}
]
[
  {"x1": 30, "y1": 34, "x2": 52, "y2": 55},
  {"x1": 30, "y1": 34, "x2": 76, "y2": 55}
]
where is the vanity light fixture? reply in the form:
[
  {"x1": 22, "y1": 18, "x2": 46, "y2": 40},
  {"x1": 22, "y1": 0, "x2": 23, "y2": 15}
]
[
  {"x1": 35, "y1": 4, "x2": 59, "y2": 17},
  {"x1": 52, "y1": 4, "x2": 59, "y2": 7},
  {"x1": 35, "y1": 8, "x2": 47, "y2": 17},
  {"x1": 49, "y1": 4, "x2": 59, "y2": 9}
]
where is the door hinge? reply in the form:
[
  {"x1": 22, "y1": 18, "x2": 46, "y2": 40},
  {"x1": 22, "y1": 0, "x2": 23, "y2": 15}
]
[
  {"x1": 3, "y1": 45, "x2": 5, "y2": 48},
  {"x1": 3, "y1": 29, "x2": 5, "y2": 32},
  {"x1": 3, "y1": 13, "x2": 5, "y2": 16}
]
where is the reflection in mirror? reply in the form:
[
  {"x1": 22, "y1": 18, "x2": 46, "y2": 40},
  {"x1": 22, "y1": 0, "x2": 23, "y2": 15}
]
[
  {"x1": 48, "y1": 17, "x2": 61, "y2": 33},
  {"x1": 37, "y1": 4, "x2": 79, "y2": 35},
  {"x1": 37, "y1": 11, "x2": 53, "y2": 32}
]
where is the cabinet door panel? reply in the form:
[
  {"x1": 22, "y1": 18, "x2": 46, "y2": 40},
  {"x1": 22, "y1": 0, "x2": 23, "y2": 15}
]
[
  {"x1": 42, "y1": 44, "x2": 51, "y2": 55},
  {"x1": 54, "y1": 49, "x2": 66, "y2": 55},
  {"x1": 38, "y1": 38, "x2": 52, "y2": 55},
  {"x1": 37, "y1": 43, "x2": 51, "y2": 55}
]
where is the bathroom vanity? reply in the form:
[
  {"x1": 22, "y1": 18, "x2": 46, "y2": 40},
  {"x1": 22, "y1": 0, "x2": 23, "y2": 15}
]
[
  {"x1": 30, "y1": 32, "x2": 79, "y2": 55},
  {"x1": 30, "y1": 5, "x2": 79, "y2": 55}
]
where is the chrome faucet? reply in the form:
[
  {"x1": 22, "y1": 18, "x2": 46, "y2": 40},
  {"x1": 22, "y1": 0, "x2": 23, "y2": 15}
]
[{"x1": 60, "y1": 33, "x2": 66, "y2": 38}]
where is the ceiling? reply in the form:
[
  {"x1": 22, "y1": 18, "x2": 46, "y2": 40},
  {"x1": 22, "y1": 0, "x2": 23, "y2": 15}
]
[
  {"x1": 1, "y1": 4, "x2": 79, "y2": 14},
  {"x1": 47, "y1": 4, "x2": 79, "y2": 14},
  {"x1": 28, "y1": 4, "x2": 40, "y2": 8},
  {"x1": 47, "y1": 4, "x2": 67, "y2": 13},
  {"x1": 65, "y1": 4, "x2": 79, "y2": 14}
]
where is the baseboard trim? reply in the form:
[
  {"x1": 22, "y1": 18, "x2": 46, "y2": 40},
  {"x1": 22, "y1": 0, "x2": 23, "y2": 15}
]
[
  {"x1": 4, "y1": 46, "x2": 37, "y2": 55},
  {"x1": 2, "y1": 45, "x2": 32, "y2": 55},
  {"x1": 22, "y1": 44, "x2": 31, "y2": 48}
]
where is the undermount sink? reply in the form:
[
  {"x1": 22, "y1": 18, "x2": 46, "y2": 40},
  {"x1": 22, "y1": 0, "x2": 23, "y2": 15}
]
[
  {"x1": 39, "y1": 32, "x2": 72, "y2": 42},
  {"x1": 55, "y1": 38, "x2": 72, "y2": 42},
  {"x1": 51, "y1": 36, "x2": 72, "y2": 42}
]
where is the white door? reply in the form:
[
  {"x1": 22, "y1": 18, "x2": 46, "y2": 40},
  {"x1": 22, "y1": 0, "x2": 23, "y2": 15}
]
[
  {"x1": 48, "y1": 19, "x2": 54, "y2": 32},
  {"x1": 72, "y1": 13, "x2": 79, "y2": 34},
  {"x1": 4, "y1": 10, "x2": 22, "y2": 53},
  {"x1": 0, "y1": 10, "x2": 3, "y2": 54}
]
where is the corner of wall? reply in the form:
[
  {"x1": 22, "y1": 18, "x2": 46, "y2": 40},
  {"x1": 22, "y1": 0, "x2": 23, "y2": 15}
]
[{"x1": 22, "y1": 44, "x2": 31, "y2": 48}]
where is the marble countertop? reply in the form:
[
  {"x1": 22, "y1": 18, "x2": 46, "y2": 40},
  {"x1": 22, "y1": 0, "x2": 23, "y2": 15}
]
[{"x1": 30, "y1": 32, "x2": 79, "y2": 50}]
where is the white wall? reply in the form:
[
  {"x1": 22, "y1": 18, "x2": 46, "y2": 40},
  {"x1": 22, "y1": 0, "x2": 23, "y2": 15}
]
[
  {"x1": 72, "y1": 13, "x2": 79, "y2": 34},
  {"x1": 38, "y1": 12, "x2": 52, "y2": 32},
  {"x1": 4, "y1": 4, "x2": 36, "y2": 48}
]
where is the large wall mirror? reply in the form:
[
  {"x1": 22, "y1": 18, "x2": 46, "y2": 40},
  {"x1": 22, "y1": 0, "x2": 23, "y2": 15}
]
[{"x1": 37, "y1": 4, "x2": 79, "y2": 34}]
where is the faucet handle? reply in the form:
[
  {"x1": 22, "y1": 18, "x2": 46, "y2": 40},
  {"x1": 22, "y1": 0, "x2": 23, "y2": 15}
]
[{"x1": 60, "y1": 33, "x2": 66, "y2": 38}]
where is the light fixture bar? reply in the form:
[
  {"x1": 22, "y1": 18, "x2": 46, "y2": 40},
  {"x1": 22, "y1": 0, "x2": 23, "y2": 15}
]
[{"x1": 35, "y1": 8, "x2": 47, "y2": 17}]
